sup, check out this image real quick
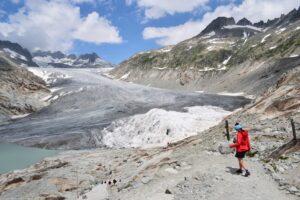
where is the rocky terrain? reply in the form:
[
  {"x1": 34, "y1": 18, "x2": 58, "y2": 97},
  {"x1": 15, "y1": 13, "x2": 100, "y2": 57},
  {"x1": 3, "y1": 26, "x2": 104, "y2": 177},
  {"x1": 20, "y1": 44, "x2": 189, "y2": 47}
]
[
  {"x1": 0, "y1": 53, "x2": 49, "y2": 123},
  {"x1": 32, "y1": 50, "x2": 114, "y2": 68},
  {"x1": 0, "y1": 108, "x2": 299, "y2": 200}
]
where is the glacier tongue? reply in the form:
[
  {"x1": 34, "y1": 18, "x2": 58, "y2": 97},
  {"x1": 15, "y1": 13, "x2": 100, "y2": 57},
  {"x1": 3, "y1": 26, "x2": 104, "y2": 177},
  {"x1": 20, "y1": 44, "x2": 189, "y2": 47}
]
[{"x1": 102, "y1": 106, "x2": 231, "y2": 148}]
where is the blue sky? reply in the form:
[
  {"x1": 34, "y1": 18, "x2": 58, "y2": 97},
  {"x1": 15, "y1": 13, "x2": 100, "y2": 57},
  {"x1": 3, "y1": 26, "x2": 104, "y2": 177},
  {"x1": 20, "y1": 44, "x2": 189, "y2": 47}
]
[{"x1": 0, "y1": 0, "x2": 299, "y2": 64}]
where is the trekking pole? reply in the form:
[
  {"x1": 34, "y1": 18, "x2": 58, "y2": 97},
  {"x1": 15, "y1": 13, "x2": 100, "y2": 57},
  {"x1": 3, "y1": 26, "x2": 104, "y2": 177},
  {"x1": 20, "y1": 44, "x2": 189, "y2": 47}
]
[
  {"x1": 291, "y1": 119, "x2": 297, "y2": 140},
  {"x1": 225, "y1": 120, "x2": 230, "y2": 141}
]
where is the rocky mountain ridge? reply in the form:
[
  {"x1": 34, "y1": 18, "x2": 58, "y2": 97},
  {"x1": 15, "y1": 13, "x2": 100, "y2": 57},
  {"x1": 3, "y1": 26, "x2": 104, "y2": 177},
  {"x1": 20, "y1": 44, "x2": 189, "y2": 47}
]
[
  {"x1": 32, "y1": 50, "x2": 114, "y2": 68},
  {"x1": 0, "y1": 40, "x2": 114, "y2": 68}
]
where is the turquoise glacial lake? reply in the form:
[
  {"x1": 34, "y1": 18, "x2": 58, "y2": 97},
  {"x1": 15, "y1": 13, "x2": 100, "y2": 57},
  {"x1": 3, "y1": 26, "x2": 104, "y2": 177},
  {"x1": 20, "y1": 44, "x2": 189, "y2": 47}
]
[{"x1": 0, "y1": 143, "x2": 60, "y2": 174}]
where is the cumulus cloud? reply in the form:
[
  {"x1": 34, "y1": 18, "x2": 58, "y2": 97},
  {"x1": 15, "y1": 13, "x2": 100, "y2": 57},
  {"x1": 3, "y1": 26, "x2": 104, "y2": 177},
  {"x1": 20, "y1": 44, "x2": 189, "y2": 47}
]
[
  {"x1": 73, "y1": 12, "x2": 122, "y2": 44},
  {"x1": 143, "y1": 0, "x2": 300, "y2": 45},
  {"x1": 127, "y1": 0, "x2": 209, "y2": 19},
  {"x1": 0, "y1": 0, "x2": 122, "y2": 52}
]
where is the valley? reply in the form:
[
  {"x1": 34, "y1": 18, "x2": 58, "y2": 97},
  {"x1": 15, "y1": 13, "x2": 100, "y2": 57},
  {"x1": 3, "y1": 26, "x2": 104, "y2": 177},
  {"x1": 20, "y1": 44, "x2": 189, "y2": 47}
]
[{"x1": 0, "y1": 4, "x2": 299, "y2": 200}]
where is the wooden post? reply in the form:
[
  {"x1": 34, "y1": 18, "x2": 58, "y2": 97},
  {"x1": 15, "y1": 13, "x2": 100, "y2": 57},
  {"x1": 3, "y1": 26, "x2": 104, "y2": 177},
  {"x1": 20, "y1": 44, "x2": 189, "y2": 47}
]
[
  {"x1": 291, "y1": 119, "x2": 296, "y2": 140},
  {"x1": 225, "y1": 120, "x2": 230, "y2": 141}
]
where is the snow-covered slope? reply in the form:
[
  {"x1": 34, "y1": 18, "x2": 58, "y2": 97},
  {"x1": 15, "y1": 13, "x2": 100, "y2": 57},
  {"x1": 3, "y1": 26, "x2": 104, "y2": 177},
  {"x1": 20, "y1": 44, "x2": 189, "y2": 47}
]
[{"x1": 33, "y1": 51, "x2": 114, "y2": 68}]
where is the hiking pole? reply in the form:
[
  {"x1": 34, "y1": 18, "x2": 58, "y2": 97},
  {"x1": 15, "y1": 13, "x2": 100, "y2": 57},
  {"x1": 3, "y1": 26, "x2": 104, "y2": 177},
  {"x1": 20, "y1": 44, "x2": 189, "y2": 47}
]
[
  {"x1": 291, "y1": 119, "x2": 297, "y2": 140},
  {"x1": 225, "y1": 120, "x2": 230, "y2": 141}
]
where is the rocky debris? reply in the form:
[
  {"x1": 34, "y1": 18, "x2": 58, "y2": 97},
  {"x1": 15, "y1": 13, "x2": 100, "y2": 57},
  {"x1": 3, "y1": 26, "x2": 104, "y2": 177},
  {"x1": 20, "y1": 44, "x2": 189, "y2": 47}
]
[
  {"x1": 49, "y1": 177, "x2": 78, "y2": 192},
  {"x1": 218, "y1": 141, "x2": 234, "y2": 154},
  {"x1": 40, "y1": 194, "x2": 66, "y2": 200},
  {"x1": 247, "y1": 66, "x2": 300, "y2": 118},
  {"x1": 165, "y1": 189, "x2": 172, "y2": 194}
]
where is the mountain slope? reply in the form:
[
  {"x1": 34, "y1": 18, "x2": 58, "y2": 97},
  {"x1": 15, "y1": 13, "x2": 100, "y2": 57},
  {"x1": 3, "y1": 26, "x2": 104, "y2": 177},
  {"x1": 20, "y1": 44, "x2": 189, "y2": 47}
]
[
  {"x1": 0, "y1": 40, "x2": 39, "y2": 67},
  {"x1": 32, "y1": 50, "x2": 114, "y2": 68},
  {"x1": 0, "y1": 53, "x2": 49, "y2": 122},
  {"x1": 112, "y1": 7, "x2": 300, "y2": 97}
]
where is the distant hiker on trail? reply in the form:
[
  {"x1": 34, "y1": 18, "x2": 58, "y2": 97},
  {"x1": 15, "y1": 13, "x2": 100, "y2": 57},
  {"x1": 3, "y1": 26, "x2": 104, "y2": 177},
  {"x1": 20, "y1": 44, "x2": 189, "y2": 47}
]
[{"x1": 230, "y1": 123, "x2": 251, "y2": 177}]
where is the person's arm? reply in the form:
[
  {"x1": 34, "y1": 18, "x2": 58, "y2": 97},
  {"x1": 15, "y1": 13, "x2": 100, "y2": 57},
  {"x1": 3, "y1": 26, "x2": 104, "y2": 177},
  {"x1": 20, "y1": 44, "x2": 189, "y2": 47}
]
[{"x1": 230, "y1": 133, "x2": 241, "y2": 148}]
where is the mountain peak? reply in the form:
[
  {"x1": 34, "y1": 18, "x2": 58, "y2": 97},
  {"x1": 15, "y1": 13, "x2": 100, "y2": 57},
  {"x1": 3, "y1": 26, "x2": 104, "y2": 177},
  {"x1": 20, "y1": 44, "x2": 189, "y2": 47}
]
[
  {"x1": 79, "y1": 52, "x2": 101, "y2": 63},
  {"x1": 237, "y1": 18, "x2": 253, "y2": 26},
  {"x1": 200, "y1": 17, "x2": 235, "y2": 35}
]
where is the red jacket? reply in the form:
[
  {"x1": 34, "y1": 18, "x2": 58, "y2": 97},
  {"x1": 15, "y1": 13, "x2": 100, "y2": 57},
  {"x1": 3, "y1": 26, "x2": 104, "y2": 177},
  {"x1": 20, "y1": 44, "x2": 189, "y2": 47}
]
[{"x1": 230, "y1": 130, "x2": 251, "y2": 152}]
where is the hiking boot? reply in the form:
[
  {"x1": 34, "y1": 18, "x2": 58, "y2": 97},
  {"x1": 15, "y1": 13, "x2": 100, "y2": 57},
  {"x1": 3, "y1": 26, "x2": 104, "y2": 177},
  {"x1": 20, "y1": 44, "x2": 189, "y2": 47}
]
[
  {"x1": 236, "y1": 169, "x2": 243, "y2": 174},
  {"x1": 245, "y1": 170, "x2": 250, "y2": 177}
]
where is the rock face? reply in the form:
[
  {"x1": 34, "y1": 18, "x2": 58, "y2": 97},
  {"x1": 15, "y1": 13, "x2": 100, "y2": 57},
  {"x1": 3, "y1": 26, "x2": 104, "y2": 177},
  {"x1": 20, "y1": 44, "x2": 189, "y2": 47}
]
[
  {"x1": 0, "y1": 53, "x2": 49, "y2": 122},
  {"x1": 0, "y1": 40, "x2": 39, "y2": 67},
  {"x1": 200, "y1": 17, "x2": 236, "y2": 35},
  {"x1": 32, "y1": 50, "x2": 114, "y2": 68},
  {"x1": 237, "y1": 18, "x2": 253, "y2": 26}
]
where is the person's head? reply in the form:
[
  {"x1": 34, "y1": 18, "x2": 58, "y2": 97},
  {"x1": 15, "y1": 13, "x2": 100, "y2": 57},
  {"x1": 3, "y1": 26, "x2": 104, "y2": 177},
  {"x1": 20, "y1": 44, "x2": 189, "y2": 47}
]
[{"x1": 234, "y1": 123, "x2": 243, "y2": 131}]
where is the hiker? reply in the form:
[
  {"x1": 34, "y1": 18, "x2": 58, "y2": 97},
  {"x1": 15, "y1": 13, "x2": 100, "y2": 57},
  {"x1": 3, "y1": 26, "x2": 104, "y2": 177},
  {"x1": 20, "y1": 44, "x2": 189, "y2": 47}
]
[{"x1": 229, "y1": 123, "x2": 251, "y2": 177}]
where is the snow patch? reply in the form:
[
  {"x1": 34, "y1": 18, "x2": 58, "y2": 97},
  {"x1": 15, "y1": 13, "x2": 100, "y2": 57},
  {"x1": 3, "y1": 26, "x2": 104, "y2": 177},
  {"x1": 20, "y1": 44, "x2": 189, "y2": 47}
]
[
  {"x1": 296, "y1": 26, "x2": 300, "y2": 30},
  {"x1": 199, "y1": 67, "x2": 215, "y2": 72},
  {"x1": 195, "y1": 91, "x2": 204, "y2": 93},
  {"x1": 206, "y1": 46, "x2": 214, "y2": 51},
  {"x1": 28, "y1": 68, "x2": 72, "y2": 86},
  {"x1": 207, "y1": 31, "x2": 216, "y2": 36},
  {"x1": 223, "y1": 25, "x2": 261, "y2": 31},
  {"x1": 156, "y1": 46, "x2": 172, "y2": 53},
  {"x1": 275, "y1": 28, "x2": 286, "y2": 34},
  {"x1": 201, "y1": 31, "x2": 216, "y2": 39},
  {"x1": 217, "y1": 66, "x2": 227, "y2": 71},
  {"x1": 222, "y1": 56, "x2": 232, "y2": 65},
  {"x1": 120, "y1": 72, "x2": 130, "y2": 80},
  {"x1": 11, "y1": 113, "x2": 30, "y2": 119},
  {"x1": 269, "y1": 46, "x2": 277, "y2": 50},
  {"x1": 242, "y1": 31, "x2": 248, "y2": 39},
  {"x1": 218, "y1": 92, "x2": 244, "y2": 96},
  {"x1": 154, "y1": 67, "x2": 168, "y2": 70},
  {"x1": 102, "y1": 106, "x2": 231, "y2": 148},
  {"x1": 261, "y1": 34, "x2": 271, "y2": 43},
  {"x1": 289, "y1": 54, "x2": 299, "y2": 58},
  {"x1": 3, "y1": 48, "x2": 27, "y2": 61}
]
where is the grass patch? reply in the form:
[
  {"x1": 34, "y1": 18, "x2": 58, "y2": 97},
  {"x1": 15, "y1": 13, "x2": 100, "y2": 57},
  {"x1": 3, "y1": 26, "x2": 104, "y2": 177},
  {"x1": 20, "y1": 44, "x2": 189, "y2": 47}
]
[{"x1": 246, "y1": 151, "x2": 258, "y2": 157}]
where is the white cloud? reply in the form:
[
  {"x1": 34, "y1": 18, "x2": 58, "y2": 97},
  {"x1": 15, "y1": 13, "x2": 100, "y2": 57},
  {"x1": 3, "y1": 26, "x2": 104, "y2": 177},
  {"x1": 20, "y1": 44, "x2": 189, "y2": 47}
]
[
  {"x1": 73, "y1": 12, "x2": 122, "y2": 44},
  {"x1": 0, "y1": 0, "x2": 122, "y2": 52},
  {"x1": 128, "y1": 0, "x2": 209, "y2": 19},
  {"x1": 143, "y1": 0, "x2": 300, "y2": 45},
  {"x1": 143, "y1": 21, "x2": 206, "y2": 46}
]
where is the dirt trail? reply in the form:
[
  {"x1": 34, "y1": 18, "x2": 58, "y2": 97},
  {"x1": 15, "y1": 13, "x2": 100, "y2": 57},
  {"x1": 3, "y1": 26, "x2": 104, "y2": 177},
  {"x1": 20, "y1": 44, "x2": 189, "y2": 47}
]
[{"x1": 107, "y1": 151, "x2": 296, "y2": 200}]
